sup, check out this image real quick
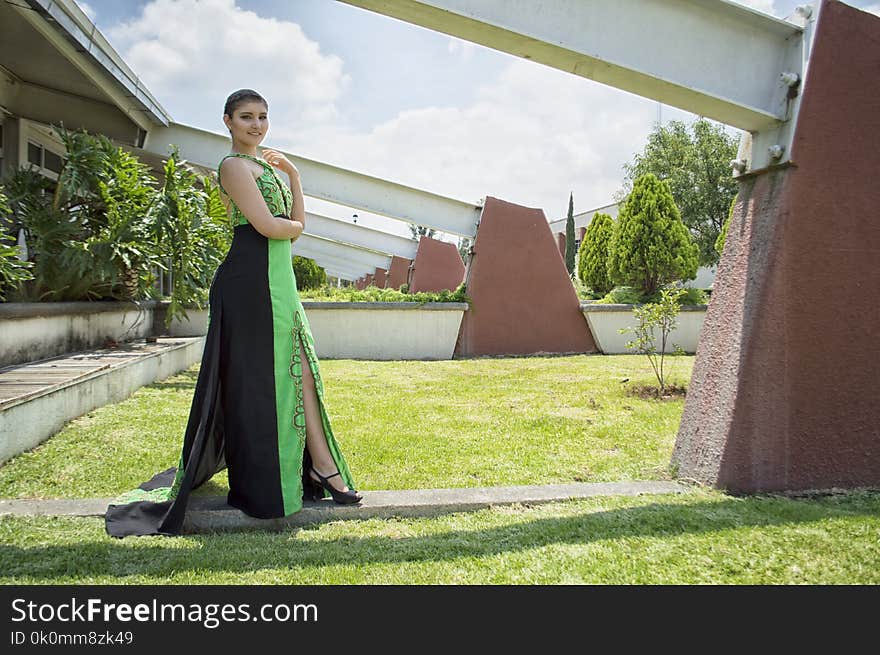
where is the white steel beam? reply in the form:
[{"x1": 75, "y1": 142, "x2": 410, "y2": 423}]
[
  {"x1": 293, "y1": 234, "x2": 392, "y2": 278},
  {"x1": 306, "y1": 258, "x2": 370, "y2": 281},
  {"x1": 304, "y1": 211, "x2": 418, "y2": 260},
  {"x1": 306, "y1": 258, "x2": 364, "y2": 281},
  {"x1": 321, "y1": 269, "x2": 355, "y2": 282},
  {"x1": 310, "y1": 262, "x2": 364, "y2": 281},
  {"x1": 142, "y1": 122, "x2": 482, "y2": 237},
  {"x1": 300, "y1": 254, "x2": 362, "y2": 280},
  {"x1": 292, "y1": 243, "x2": 368, "y2": 279},
  {"x1": 338, "y1": 0, "x2": 819, "y2": 173}
]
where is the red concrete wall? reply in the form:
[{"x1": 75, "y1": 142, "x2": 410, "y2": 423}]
[
  {"x1": 387, "y1": 255, "x2": 412, "y2": 290},
  {"x1": 409, "y1": 235, "x2": 466, "y2": 293},
  {"x1": 673, "y1": 0, "x2": 880, "y2": 492},
  {"x1": 364, "y1": 273, "x2": 374, "y2": 287},
  {"x1": 455, "y1": 196, "x2": 597, "y2": 357},
  {"x1": 373, "y1": 267, "x2": 388, "y2": 288}
]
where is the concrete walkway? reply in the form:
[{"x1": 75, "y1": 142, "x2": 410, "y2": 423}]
[{"x1": 0, "y1": 480, "x2": 690, "y2": 533}]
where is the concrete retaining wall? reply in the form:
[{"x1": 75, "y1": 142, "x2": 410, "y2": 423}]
[
  {"x1": 0, "y1": 301, "x2": 157, "y2": 368},
  {"x1": 1, "y1": 300, "x2": 470, "y2": 366},
  {"x1": 303, "y1": 301, "x2": 468, "y2": 360},
  {"x1": 0, "y1": 337, "x2": 204, "y2": 463},
  {"x1": 582, "y1": 303, "x2": 707, "y2": 355}
]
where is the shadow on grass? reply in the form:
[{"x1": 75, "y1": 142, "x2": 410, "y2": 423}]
[
  {"x1": 2, "y1": 494, "x2": 878, "y2": 580},
  {"x1": 148, "y1": 369, "x2": 200, "y2": 390}
]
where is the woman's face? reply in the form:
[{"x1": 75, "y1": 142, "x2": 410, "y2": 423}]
[{"x1": 224, "y1": 99, "x2": 269, "y2": 147}]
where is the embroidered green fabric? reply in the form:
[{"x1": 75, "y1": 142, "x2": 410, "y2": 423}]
[{"x1": 217, "y1": 152, "x2": 293, "y2": 226}]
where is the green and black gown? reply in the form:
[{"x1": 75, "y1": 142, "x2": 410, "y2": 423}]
[{"x1": 105, "y1": 152, "x2": 356, "y2": 537}]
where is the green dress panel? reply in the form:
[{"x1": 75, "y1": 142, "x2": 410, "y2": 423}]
[{"x1": 217, "y1": 152, "x2": 293, "y2": 226}]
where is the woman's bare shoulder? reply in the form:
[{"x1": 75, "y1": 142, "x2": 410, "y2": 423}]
[
  {"x1": 220, "y1": 156, "x2": 261, "y2": 175},
  {"x1": 219, "y1": 157, "x2": 262, "y2": 191}
]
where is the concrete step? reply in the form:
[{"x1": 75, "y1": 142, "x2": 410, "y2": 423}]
[
  {"x1": 0, "y1": 480, "x2": 690, "y2": 533},
  {"x1": 0, "y1": 337, "x2": 205, "y2": 463}
]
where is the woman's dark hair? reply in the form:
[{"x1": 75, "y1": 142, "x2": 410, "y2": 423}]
[{"x1": 223, "y1": 89, "x2": 268, "y2": 120}]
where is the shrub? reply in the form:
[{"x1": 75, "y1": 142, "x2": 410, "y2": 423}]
[
  {"x1": 299, "y1": 281, "x2": 471, "y2": 306},
  {"x1": 293, "y1": 256, "x2": 326, "y2": 290},
  {"x1": 149, "y1": 145, "x2": 231, "y2": 326},
  {"x1": 608, "y1": 173, "x2": 699, "y2": 297},
  {"x1": 596, "y1": 286, "x2": 650, "y2": 305},
  {"x1": 0, "y1": 188, "x2": 34, "y2": 301},
  {"x1": 676, "y1": 286, "x2": 708, "y2": 305},
  {"x1": 596, "y1": 284, "x2": 706, "y2": 306},
  {"x1": 577, "y1": 212, "x2": 614, "y2": 295},
  {"x1": 3, "y1": 127, "x2": 228, "y2": 313},
  {"x1": 66, "y1": 139, "x2": 162, "y2": 301},
  {"x1": 571, "y1": 274, "x2": 603, "y2": 301},
  {"x1": 3, "y1": 164, "x2": 101, "y2": 301}
]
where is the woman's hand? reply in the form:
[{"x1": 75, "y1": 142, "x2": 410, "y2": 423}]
[{"x1": 261, "y1": 148, "x2": 299, "y2": 179}]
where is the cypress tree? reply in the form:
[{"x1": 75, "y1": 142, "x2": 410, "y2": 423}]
[
  {"x1": 608, "y1": 173, "x2": 698, "y2": 297},
  {"x1": 564, "y1": 191, "x2": 575, "y2": 278},
  {"x1": 618, "y1": 118, "x2": 738, "y2": 266},
  {"x1": 577, "y1": 212, "x2": 614, "y2": 295}
]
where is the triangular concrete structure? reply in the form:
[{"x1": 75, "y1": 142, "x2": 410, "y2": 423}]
[{"x1": 456, "y1": 197, "x2": 596, "y2": 357}]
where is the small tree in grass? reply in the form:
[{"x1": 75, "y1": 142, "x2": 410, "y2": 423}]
[
  {"x1": 577, "y1": 211, "x2": 614, "y2": 296},
  {"x1": 608, "y1": 173, "x2": 699, "y2": 298},
  {"x1": 619, "y1": 286, "x2": 686, "y2": 394}
]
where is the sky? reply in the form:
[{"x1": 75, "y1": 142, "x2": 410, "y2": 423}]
[{"x1": 74, "y1": 0, "x2": 880, "y2": 240}]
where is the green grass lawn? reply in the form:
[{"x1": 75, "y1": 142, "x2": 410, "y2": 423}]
[
  {"x1": 0, "y1": 354, "x2": 694, "y2": 499},
  {"x1": 2, "y1": 490, "x2": 879, "y2": 584},
  {"x1": 2, "y1": 353, "x2": 877, "y2": 584}
]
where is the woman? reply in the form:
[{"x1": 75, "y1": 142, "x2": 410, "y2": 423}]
[{"x1": 105, "y1": 89, "x2": 361, "y2": 538}]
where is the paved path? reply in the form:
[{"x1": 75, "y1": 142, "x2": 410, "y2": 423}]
[{"x1": 0, "y1": 480, "x2": 691, "y2": 533}]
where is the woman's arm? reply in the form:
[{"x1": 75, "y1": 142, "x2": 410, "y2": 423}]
[
  {"x1": 219, "y1": 158, "x2": 302, "y2": 240},
  {"x1": 287, "y1": 169, "x2": 306, "y2": 230},
  {"x1": 260, "y1": 148, "x2": 306, "y2": 232}
]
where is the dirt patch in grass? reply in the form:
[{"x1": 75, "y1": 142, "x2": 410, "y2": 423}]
[{"x1": 624, "y1": 383, "x2": 687, "y2": 401}]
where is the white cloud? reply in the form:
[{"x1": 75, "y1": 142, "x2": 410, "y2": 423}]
[
  {"x1": 106, "y1": 0, "x2": 351, "y2": 136},
  {"x1": 290, "y1": 58, "x2": 712, "y2": 223},
  {"x1": 863, "y1": 4, "x2": 880, "y2": 16},
  {"x1": 77, "y1": 1, "x2": 96, "y2": 21},
  {"x1": 101, "y1": 0, "x2": 743, "y2": 232},
  {"x1": 447, "y1": 36, "x2": 475, "y2": 61}
]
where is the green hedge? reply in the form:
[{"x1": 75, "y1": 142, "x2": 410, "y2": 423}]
[{"x1": 299, "y1": 281, "x2": 471, "y2": 305}]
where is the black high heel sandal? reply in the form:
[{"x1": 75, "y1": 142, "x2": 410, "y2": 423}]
[{"x1": 308, "y1": 466, "x2": 362, "y2": 504}]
